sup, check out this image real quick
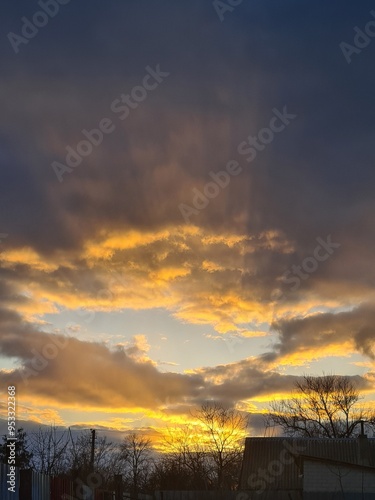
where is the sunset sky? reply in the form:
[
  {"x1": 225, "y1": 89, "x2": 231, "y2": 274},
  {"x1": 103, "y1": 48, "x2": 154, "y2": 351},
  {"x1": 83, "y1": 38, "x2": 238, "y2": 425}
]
[{"x1": 1, "y1": 0, "x2": 375, "y2": 444}]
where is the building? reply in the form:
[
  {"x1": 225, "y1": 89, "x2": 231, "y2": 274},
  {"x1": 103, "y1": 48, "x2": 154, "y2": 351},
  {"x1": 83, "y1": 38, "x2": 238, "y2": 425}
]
[{"x1": 239, "y1": 435, "x2": 375, "y2": 499}]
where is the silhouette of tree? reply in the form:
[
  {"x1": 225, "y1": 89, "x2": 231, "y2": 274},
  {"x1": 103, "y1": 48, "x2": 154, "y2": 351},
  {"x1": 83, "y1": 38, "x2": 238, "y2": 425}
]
[
  {"x1": 29, "y1": 425, "x2": 69, "y2": 475},
  {"x1": 0, "y1": 428, "x2": 33, "y2": 469},
  {"x1": 267, "y1": 374, "x2": 375, "y2": 438},
  {"x1": 160, "y1": 424, "x2": 213, "y2": 490},
  {"x1": 66, "y1": 429, "x2": 117, "y2": 484},
  {"x1": 192, "y1": 402, "x2": 248, "y2": 490},
  {"x1": 120, "y1": 433, "x2": 153, "y2": 498}
]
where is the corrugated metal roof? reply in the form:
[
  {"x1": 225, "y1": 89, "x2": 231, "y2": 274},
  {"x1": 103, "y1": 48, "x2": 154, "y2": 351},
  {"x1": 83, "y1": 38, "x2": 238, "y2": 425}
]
[{"x1": 239, "y1": 437, "x2": 375, "y2": 491}]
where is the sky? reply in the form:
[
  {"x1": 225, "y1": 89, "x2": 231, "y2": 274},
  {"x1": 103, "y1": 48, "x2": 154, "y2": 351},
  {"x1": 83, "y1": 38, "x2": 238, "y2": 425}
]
[{"x1": 1, "y1": 0, "x2": 375, "y2": 444}]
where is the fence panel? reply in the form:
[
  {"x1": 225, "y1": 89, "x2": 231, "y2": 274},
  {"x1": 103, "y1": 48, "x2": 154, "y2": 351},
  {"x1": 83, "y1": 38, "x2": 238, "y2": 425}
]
[
  {"x1": 51, "y1": 475, "x2": 75, "y2": 500},
  {"x1": 0, "y1": 463, "x2": 20, "y2": 499},
  {"x1": 95, "y1": 489, "x2": 115, "y2": 500},
  {"x1": 20, "y1": 469, "x2": 51, "y2": 500},
  {"x1": 155, "y1": 492, "x2": 238, "y2": 500}
]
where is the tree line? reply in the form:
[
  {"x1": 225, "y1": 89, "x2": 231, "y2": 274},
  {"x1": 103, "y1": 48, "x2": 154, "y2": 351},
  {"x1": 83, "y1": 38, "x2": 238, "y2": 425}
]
[
  {"x1": 2, "y1": 375, "x2": 374, "y2": 496},
  {"x1": 0, "y1": 403, "x2": 249, "y2": 495}
]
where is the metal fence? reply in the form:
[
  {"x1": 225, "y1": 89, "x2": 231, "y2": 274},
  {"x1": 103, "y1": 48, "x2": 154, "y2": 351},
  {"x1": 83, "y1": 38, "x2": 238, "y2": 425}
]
[
  {"x1": 154, "y1": 492, "x2": 238, "y2": 500},
  {"x1": 0, "y1": 463, "x2": 100, "y2": 500},
  {"x1": 0, "y1": 463, "x2": 20, "y2": 499},
  {"x1": 0, "y1": 464, "x2": 82, "y2": 500},
  {"x1": 20, "y1": 469, "x2": 50, "y2": 499},
  {"x1": 51, "y1": 476, "x2": 75, "y2": 499}
]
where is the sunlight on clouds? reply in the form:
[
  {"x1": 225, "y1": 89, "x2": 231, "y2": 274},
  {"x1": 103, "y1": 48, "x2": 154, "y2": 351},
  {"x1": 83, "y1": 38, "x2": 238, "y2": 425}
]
[
  {"x1": 84, "y1": 229, "x2": 171, "y2": 261},
  {"x1": 235, "y1": 401, "x2": 259, "y2": 413},
  {"x1": 118, "y1": 334, "x2": 155, "y2": 364},
  {"x1": 275, "y1": 341, "x2": 354, "y2": 368},
  {"x1": 1, "y1": 0, "x2": 375, "y2": 447},
  {"x1": 201, "y1": 260, "x2": 226, "y2": 272},
  {"x1": 248, "y1": 392, "x2": 294, "y2": 404},
  {"x1": 201, "y1": 234, "x2": 247, "y2": 248},
  {"x1": 0, "y1": 225, "x2": 297, "y2": 336},
  {"x1": 270, "y1": 297, "x2": 346, "y2": 325},
  {"x1": 0, "y1": 248, "x2": 57, "y2": 272},
  {"x1": 0, "y1": 247, "x2": 72, "y2": 272},
  {"x1": 13, "y1": 297, "x2": 58, "y2": 321},
  {"x1": 241, "y1": 330, "x2": 268, "y2": 338},
  {"x1": 2, "y1": 225, "x2": 370, "y2": 364},
  {"x1": 15, "y1": 405, "x2": 64, "y2": 426},
  {"x1": 150, "y1": 267, "x2": 191, "y2": 283},
  {"x1": 174, "y1": 295, "x2": 271, "y2": 334},
  {"x1": 352, "y1": 361, "x2": 375, "y2": 369},
  {"x1": 84, "y1": 226, "x2": 201, "y2": 262}
]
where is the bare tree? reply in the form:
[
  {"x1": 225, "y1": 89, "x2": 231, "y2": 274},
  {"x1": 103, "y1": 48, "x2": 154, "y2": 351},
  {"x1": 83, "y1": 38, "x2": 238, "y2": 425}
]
[
  {"x1": 149, "y1": 453, "x2": 193, "y2": 491},
  {"x1": 30, "y1": 426, "x2": 69, "y2": 475},
  {"x1": 267, "y1": 374, "x2": 375, "y2": 438},
  {"x1": 66, "y1": 430, "x2": 118, "y2": 483},
  {"x1": 193, "y1": 402, "x2": 248, "y2": 490},
  {"x1": 162, "y1": 424, "x2": 213, "y2": 489},
  {"x1": 120, "y1": 433, "x2": 153, "y2": 498}
]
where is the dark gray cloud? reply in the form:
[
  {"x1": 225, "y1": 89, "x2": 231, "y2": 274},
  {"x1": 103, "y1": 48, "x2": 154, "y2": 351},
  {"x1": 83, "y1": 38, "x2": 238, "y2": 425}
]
[
  {"x1": 1, "y1": 0, "x2": 374, "y2": 256},
  {"x1": 0, "y1": 307, "x2": 206, "y2": 408},
  {"x1": 270, "y1": 303, "x2": 375, "y2": 362}
]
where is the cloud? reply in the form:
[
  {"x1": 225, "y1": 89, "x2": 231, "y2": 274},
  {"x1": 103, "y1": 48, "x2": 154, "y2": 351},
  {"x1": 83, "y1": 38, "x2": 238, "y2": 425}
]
[
  {"x1": 0, "y1": 226, "x2": 295, "y2": 334},
  {"x1": 195, "y1": 359, "x2": 298, "y2": 407},
  {"x1": 0, "y1": 303, "x2": 374, "y2": 430},
  {"x1": 2, "y1": 0, "x2": 375, "y2": 434},
  {"x1": 1, "y1": 0, "x2": 374, "y2": 264},
  {"x1": 0, "y1": 309, "x2": 205, "y2": 410},
  {"x1": 0, "y1": 306, "x2": 294, "y2": 411},
  {"x1": 270, "y1": 303, "x2": 375, "y2": 364},
  {"x1": 2, "y1": 1, "x2": 375, "y2": 328}
]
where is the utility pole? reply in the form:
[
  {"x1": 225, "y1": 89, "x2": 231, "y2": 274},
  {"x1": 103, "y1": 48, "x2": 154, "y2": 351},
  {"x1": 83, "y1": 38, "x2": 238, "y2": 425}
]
[
  {"x1": 114, "y1": 474, "x2": 123, "y2": 500},
  {"x1": 90, "y1": 429, "x2": 96, "y2": 472}
]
